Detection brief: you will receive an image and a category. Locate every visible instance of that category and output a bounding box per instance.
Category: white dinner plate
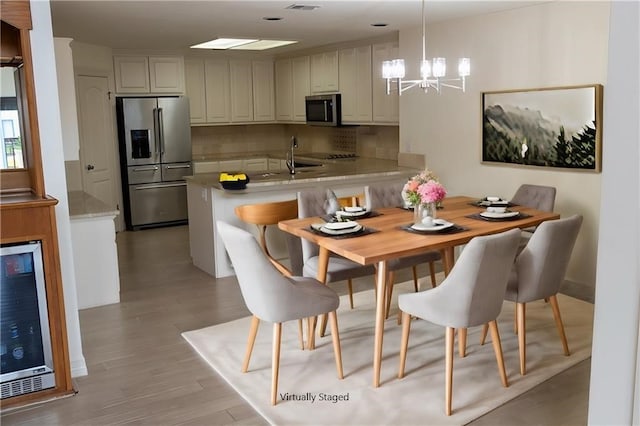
[410,219,454,232]
[312,222,363,235]
[480,211,520,219]
[336,209,369,218]
[344,206,365,213]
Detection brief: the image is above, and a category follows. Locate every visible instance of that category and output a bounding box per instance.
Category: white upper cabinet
[275,59,293,121]
[114,55,185,94]
[184,58,206,123]
[229,60,254,122]
[149,56,185,93]
[339,46,372,123]
[372,42,399,124]
[204,59,231,123]
[292,56,310,121]
[310,50,339,93]
[252,60,275,122]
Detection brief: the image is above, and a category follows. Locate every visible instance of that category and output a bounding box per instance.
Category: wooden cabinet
[114,55,184,94]
[184,58,206,123]
[339,46,373,123]
[275,56,309,122]
[204,59,231,123]
[252,60,275,122]
[292,56,310,121]
[275,59,293,121]
[229,60,254,122]
[372,42,399,124]
[310,50,339,93]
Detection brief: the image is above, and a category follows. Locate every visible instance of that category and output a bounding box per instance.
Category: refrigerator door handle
[153,107,161,158]
[131,166,160,172]
[133,182,186,190]
[157,107,165,155]
[165,164,191,170]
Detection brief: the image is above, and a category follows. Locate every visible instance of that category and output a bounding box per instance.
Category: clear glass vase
[413,202,437,225]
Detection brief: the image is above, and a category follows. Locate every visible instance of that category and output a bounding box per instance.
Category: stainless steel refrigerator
[116,96,192,230]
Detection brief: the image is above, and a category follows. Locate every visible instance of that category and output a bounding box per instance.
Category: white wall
[588,1,640,423]
[399,1,609,288]
[30,0,87,377]
[54,38,80,162]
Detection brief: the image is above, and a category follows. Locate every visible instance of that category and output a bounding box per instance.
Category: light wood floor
[1,225,591,425]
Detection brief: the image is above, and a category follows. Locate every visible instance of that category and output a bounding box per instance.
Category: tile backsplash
[190,124,399,160]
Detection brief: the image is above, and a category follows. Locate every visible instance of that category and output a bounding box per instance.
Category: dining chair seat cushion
[303,255,376,282]
[398,229,521,329]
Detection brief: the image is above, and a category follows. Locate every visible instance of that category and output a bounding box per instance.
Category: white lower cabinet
[244,158,268,172]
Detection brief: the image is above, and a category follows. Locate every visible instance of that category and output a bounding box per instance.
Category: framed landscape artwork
[482,84,603,172]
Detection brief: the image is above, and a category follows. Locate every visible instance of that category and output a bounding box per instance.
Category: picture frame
[482,84,603,172]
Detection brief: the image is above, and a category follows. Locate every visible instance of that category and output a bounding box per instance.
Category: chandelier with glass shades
[382,0,470,95]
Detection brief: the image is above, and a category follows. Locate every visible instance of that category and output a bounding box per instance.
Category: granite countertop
[68,191,119,219]
[186,157,418,190]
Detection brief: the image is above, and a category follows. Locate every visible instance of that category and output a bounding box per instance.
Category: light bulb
[432,57,446,78]
[458,58,470,77]
[420,60,431,78]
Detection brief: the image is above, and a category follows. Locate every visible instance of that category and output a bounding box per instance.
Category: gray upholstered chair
[364,183,443,318]
[511,184,557,237]
[482,215,583,376]
[397,229,521,416]
[297,189,376,309]
[216,221,344,405]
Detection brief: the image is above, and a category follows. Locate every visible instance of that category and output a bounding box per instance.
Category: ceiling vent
[285,4,320,11]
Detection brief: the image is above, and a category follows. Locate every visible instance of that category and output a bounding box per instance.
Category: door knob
[86,164,95,171]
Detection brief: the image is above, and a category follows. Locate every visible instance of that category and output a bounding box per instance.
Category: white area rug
[182,281,593,425]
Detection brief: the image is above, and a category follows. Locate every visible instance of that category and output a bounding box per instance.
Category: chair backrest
[217,220,302,322]
[511,184,556,212]
[296,189,339,262]
[513,215,583,302]
[364,182,404,210]
[234,199,303,275]
[434,229,521,328]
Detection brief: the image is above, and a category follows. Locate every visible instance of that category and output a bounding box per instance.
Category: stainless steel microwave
[305,94,341,126]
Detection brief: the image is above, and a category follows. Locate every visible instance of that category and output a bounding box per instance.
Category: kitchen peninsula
[186,155,417,277]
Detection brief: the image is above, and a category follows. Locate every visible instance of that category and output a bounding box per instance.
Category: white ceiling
[50,0,546,55]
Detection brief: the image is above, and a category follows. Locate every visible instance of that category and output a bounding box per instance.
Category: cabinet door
[372,42,399,123]
[149,56,185,93]
[229,60,254,122]
[339,46,372,123]
[292,56,310,121]
[275,59,293,121]
[218,159,243,171]
[268,158,281,171]
[204,59,231,123]
[252,60,275,122]
[310,51,339,93]
[193,161,219,174]
[184,59,206,123]
[114,56,150,93]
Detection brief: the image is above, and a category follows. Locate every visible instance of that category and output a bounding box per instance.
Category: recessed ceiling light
[230,40,298,51]
[263,17,283,21]
[371,23,388,27]
[285,4,320,11]
[190,38,257,49]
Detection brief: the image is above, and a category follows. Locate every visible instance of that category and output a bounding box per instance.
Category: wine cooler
[0,241,55,399]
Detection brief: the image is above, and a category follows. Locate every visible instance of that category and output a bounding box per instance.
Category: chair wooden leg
[328,311,344,379]
[517,302,526,375]
[458,328,467,358]
[271,323,282,405]
[398,311,412,379]
[445,327,455,416]
[428,262,437,288]
[480,323,489,345]
[306,316,317,350]
[298,319,304,350]
[347,279,354,309]
[242,315,260,373]
[412,266,419,292]
[488,320,509,387]
[319,313,328,338]
[385,271,395,319]
[548,294,570,356]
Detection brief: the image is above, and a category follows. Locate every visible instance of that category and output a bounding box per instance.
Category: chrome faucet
[286,136,298,175]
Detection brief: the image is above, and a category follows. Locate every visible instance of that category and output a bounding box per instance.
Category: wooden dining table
[278,195,560,388]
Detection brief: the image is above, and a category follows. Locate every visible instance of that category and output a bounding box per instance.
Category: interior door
[76,75,120,223]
